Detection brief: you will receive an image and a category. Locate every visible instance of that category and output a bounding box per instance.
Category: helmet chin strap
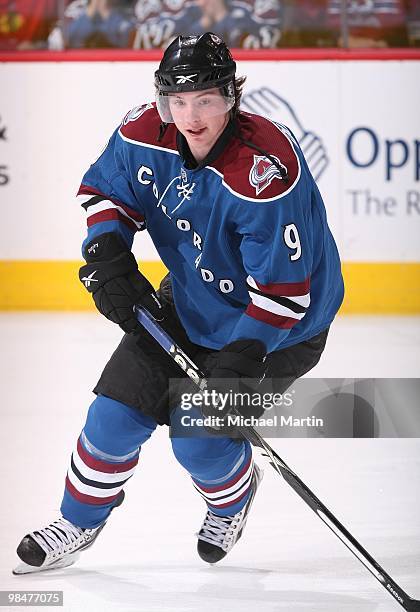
[157,122,168,142]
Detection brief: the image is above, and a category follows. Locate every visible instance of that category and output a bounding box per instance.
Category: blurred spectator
[0,0,58,49]
[231,0,283,47]
[327,0,409,47]
[132,0,282,48]
[49,0,87,49]
[48,0,134,49]
[280,1,339,47]
[66,0,133,47]
[407,0,420,44]
[251,0,282,25]
[132,0,197,49]
[175,0,282,47]
[2,0,415,51]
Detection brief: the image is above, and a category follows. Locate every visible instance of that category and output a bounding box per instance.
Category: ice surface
[0,314,419,611]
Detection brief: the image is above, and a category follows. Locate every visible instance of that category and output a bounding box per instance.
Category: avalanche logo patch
[249,155,287,195]
[123,103,153,125]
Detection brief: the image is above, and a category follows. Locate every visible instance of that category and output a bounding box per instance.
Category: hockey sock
[61,395,157,528]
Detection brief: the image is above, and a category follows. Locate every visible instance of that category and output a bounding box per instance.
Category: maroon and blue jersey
[77,105,344,352]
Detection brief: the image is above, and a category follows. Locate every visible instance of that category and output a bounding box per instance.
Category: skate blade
[13,553,80,575]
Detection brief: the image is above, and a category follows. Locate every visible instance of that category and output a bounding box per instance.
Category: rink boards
[0,54,419,312]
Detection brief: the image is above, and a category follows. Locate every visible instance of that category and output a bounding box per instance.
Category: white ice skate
[197,463,263,563]
[13,491,124,575]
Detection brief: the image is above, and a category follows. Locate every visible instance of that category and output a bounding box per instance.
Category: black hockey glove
[79,232,163,333]
[202,339,267,428]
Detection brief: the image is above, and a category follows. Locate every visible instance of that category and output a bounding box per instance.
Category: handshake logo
[242,88,329,182]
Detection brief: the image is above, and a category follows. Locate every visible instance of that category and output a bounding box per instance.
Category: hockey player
[14,32,344,574]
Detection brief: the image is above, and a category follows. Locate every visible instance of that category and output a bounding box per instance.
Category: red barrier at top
[1,48,420,62]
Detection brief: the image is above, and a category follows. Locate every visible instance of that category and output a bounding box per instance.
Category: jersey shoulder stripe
[78,185,145,232]
[245,275,310,329]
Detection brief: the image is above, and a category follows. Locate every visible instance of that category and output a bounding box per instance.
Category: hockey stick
[135,305,419,611]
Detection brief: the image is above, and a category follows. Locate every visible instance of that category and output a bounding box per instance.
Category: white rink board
[1,60,419,261]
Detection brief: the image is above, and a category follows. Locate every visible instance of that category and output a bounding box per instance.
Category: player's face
[168,90,230,161]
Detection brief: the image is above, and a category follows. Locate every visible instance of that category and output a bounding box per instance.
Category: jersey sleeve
[227,182,313,353]
[77,126,146,255]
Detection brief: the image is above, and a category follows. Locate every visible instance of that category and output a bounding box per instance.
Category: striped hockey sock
[61,431,139,528]
[192,447,254,517]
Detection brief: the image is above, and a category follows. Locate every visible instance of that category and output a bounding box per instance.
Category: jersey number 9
[283,223,302,261]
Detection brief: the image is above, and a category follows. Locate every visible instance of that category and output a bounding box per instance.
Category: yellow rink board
[0,261,419,313]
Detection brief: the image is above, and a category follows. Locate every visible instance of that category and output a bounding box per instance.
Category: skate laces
[30,518,87,558]
[198,510,241,550]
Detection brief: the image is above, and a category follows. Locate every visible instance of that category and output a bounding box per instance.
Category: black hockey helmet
[154,33,237,124]
[155,32,236,93]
